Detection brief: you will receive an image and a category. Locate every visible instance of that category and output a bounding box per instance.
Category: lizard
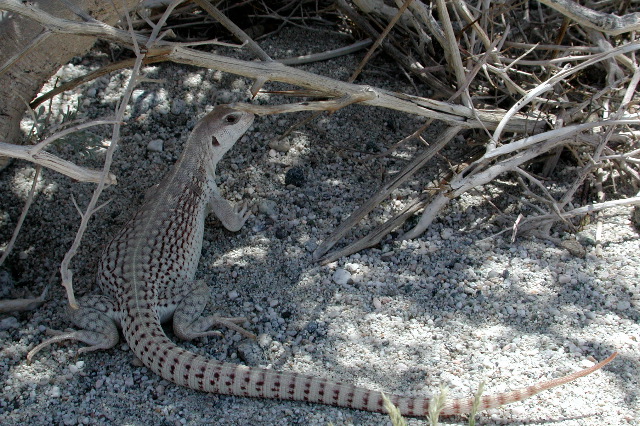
[27,104,617,418]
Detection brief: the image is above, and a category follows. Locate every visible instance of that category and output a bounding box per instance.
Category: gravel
[0,27,638,425]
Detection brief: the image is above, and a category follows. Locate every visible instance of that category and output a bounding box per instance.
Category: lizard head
[193,105,255,166]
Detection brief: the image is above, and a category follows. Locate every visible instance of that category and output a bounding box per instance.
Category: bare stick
[58,4,151,308]
[538,0,640,35]
[0,166,41,267]
[193,0,271,61]
[490,41,640,148]
[435,0,471,107]
[0,285,48,313]
[349,0,414,82]
[0,141,116,184]
[313,125,461,261]
[30,55,170,109]
[278,39,373,65]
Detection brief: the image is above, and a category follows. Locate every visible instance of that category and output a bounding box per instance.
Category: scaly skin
[29,105,617,417]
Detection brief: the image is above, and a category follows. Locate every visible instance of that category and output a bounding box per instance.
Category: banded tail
[123,311,616,417]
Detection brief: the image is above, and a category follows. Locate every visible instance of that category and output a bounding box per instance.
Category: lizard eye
[225,114,239,124]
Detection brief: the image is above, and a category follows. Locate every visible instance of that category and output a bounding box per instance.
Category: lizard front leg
[207,185,251,232]
[28,295,120,362]
[172,280,256,340]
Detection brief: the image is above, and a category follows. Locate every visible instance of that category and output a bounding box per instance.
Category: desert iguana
[28,105,616,417]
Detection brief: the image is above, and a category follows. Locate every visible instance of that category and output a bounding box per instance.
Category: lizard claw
[235,201,252,224]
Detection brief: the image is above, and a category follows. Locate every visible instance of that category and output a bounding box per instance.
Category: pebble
[617,300,631,310]
[558,274,572,284]
[268,138,291,153]
[49,386,61,398]
[0,316,19,330]
[147,139,164,152]
[258,200,278,216]
[332,268,351,285]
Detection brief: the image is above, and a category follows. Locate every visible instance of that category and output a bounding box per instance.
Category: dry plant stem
[405,0,445,47]
[192,0,273,95]
[557,65,640,211]
[451,0,499,64]
[30,55,170,109]
[0,286,48,314]
[193,0,271,61]
[435,0,472,108]
[491,41,640,146]
[0,141,116,184]
[336,0,454,97]
[319,195,429,264]
[58,8,149,308]
[313,125,461,262]
[145,0,184,47]
[518,196,640,232]
[485,119,640,160]
[0,0,540,133]
[538,0,640,35]
[29,119,119,154]
[349,0,414,83]
[278,39,373,65]
[0,166,41,267]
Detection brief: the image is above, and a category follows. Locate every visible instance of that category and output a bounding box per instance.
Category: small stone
[487,269,500,279]
[258,200,278,217]
[228,290,239,300]
[0,316,19,330]
[268,138,291,153]
[284,167,305,187]
[49,386,61,398]
[373,298,382,310]
[558,274,571,284]
[332,268,351,286]
[560,239,586,257]
[441,228,453,239]
[147,139,164,152]
[617,300,631,311]
[344,263,360,273]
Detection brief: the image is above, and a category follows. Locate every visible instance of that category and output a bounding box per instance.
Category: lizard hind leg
[172,280,256,341]
[27,295,120,362]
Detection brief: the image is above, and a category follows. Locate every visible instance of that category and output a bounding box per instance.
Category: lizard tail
[122,310,616,417]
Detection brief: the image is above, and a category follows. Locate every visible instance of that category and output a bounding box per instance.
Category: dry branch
[539,0,640,35]
[0,0,540,133]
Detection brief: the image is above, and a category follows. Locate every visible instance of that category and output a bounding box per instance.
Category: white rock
[373,298,382,310]
[617,300,631,310]
[558,274,571,284]
[332,268,351,285]
[441,228,453,239]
